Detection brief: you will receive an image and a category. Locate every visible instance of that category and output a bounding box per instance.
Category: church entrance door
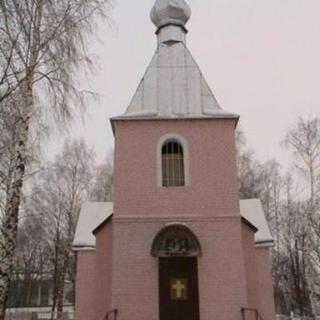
[159,257,200,320]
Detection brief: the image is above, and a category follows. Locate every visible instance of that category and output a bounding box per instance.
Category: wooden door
[159,257,200,320]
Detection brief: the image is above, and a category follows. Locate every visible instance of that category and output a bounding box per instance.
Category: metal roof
[111,0,238,122]
[240,199,273,246]
[73,202,113,250]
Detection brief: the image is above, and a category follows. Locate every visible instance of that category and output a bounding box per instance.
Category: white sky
[49,0,320,168]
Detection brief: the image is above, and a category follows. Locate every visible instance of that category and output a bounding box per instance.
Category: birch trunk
[0,2,43,316]
[0,75,33,320]
[57,252,68,320]
[51,238,60,319]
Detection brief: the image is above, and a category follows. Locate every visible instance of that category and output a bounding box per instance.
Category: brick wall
[75,251,96,320]
[110,217,248,320]
[255,247,276,320]
[241,221,276,320]
[95,222,113,320]
[113,119,240,218]
[109,118,248,320]
[241,221,258,309]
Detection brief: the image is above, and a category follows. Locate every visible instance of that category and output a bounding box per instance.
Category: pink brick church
[73,1,276,320]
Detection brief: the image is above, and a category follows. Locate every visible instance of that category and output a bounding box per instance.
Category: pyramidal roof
[112,0,238,121]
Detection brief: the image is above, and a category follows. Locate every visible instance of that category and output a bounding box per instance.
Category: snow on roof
[73,199,273,251]
[73,202,113,251]
[240,199,273,246]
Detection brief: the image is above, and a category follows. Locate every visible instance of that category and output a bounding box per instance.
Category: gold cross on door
[171,279,187,300]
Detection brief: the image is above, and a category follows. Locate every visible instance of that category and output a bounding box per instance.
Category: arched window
[162,140,185,187]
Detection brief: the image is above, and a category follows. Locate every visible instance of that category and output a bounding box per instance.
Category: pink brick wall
[75,251,96,320]
[110,118,248,320]
[87,218,276,320]
[241,221,276,320]
[110,217,249,320]
[241,221,258,309]
[196,218,248,320]
[95,222,113,320]
[113,119,240,218]
[255,248,276,320]
[111,221,159,320]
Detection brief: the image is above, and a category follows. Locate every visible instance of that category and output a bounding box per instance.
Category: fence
[5,311,74,320]
[276,315,320,320]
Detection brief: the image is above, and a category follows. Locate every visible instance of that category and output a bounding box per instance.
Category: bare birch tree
[284,117,320,206]
[0,0,111,317]
[284,116,320,317]
[90,151,114,202]
[25,139,94,316]
[13,213,51,307]
[279,175,313,316]
[235,128,262,199]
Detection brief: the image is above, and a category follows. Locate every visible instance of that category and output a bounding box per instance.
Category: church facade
[73,1,276,320]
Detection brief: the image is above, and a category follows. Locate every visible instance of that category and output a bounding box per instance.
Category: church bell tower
[111,0,247,319]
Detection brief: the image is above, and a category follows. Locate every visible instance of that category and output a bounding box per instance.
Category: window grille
[162,141,185,187]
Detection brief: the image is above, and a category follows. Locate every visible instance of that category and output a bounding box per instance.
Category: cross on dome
[150,0,191,30]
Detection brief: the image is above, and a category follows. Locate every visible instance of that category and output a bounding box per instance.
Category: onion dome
[150,0,191,30]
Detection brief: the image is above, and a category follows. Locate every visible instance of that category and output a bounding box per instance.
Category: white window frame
[157,133,190,187]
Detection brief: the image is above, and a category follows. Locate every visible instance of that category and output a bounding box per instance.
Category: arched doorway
[151,224,201,320]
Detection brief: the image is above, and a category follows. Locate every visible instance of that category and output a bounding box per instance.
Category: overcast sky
[49,0,320,168]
